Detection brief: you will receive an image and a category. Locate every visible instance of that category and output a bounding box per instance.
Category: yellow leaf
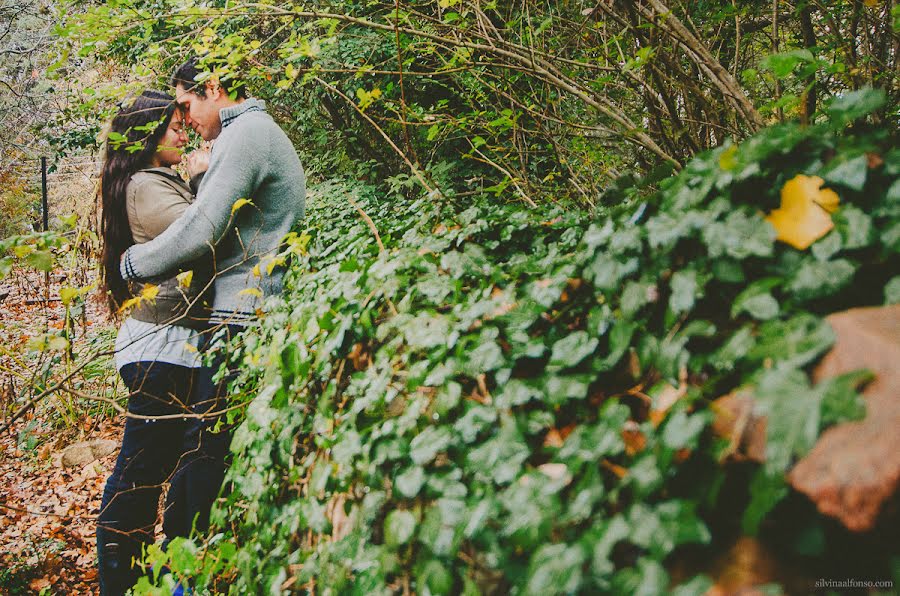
[765,175,840,250]
[59,286,79,306]
[184,342,198,353]
[118,296,141,312]
[141,284,159,302]
[231,198,253,214]
[718,145,738,171]
[12,245,33,258]
[118,284,160,312]
[239,287,263,298]
[176,270,194,288]
[266,256,285,276]
[252,263,262,277]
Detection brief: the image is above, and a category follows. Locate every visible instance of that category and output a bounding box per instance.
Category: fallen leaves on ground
[1,265,123,594]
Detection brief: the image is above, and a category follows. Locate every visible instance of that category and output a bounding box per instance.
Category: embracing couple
[96,57,305,594]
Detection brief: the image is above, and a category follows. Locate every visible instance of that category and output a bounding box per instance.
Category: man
[119,56,306,538]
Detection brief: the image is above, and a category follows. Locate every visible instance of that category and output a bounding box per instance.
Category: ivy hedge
[139,91,899,594]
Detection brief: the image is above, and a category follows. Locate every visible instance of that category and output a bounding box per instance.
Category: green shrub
[144,91,898,594]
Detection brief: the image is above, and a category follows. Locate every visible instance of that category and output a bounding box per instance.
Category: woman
[97,89,212,595]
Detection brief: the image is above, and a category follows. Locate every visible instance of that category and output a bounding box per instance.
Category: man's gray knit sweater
[121,99,305,325]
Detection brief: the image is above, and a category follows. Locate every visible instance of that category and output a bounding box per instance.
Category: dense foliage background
[1,0,899,593]
[138,93,898,594]
[48,0,900,197]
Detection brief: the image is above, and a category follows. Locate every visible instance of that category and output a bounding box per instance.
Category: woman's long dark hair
[100,90,177,313]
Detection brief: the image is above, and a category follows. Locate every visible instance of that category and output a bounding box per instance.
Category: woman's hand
[186,148,211,177]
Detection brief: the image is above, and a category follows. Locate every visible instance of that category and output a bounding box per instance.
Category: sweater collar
[219,98,266,129]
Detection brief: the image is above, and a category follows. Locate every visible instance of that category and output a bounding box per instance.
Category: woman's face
[153,114,189,167]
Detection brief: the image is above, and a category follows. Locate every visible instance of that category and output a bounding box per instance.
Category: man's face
[175,83,222,141]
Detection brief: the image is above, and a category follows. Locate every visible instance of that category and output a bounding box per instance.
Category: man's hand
[186,148,211,178]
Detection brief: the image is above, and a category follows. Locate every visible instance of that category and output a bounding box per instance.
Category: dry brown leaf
[621,420,646,455]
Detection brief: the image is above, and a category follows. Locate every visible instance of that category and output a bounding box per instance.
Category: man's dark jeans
[97,328,238,595]
[165,327,239,538]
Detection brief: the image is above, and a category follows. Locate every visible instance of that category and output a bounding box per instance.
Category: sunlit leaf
[176,270,194,288]
[59,286,79,306]
[141,284,159,302]
[231,198,253,214]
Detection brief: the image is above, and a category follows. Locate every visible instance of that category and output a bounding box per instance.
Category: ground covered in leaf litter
[1,267,123,594]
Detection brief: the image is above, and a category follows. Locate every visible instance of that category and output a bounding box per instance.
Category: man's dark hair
[170,57,247,99]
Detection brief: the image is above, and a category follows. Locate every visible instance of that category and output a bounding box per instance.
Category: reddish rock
[787,305,900,532]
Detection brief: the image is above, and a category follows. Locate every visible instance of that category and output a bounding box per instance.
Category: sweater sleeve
[121,126,265,281]
[128,177,191,241]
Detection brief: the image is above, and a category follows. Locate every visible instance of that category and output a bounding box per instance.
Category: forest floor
[1,266,122,594]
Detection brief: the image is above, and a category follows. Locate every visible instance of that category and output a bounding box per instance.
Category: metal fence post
[41,156,48,231]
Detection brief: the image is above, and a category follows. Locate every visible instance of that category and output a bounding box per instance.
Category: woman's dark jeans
[97,329,238,595]
[97,361,197,595]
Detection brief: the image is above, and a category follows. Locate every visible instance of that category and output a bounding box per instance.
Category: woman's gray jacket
[125,167,213,330]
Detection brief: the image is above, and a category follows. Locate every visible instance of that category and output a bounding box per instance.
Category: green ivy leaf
[826,87,887,126]
[467,417,528,484]
[833,205,873,249]
[418,498,466,556]
[731,278,781,321]
[403,313,450,349]
[671,575,715,596]
[811,230,842,261]
[396,466,426,498]
[787,258,855,300]
[611,558,670,596]
[661,410,707,450]
[524,543,585,594]
[590,515,630,576]
[885,276,900,304]
[743,468,789,535]
[549,331,598,370]
[495,379,542,408]
[749,315,835,370]
[669,270,699,314]
[410,426,453,465]
[384,509,417,546]
[710,326,755,371]
[822,154,868,192]
[621,280,655,316]
[754,368,822,472]
[819,370,871,427]
[703,210,775,259]
[416,559,454,594]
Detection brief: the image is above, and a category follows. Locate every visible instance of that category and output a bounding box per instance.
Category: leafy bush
[143,93,898,594]
[58,0,899,205]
